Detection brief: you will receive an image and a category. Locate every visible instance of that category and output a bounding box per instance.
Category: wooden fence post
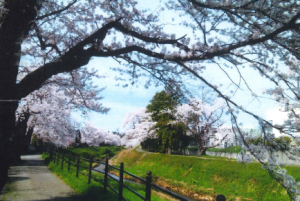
[216,194,226,201]
[145,171,152,201]
[50,147,53,161]
[61,151,64,170]
[118,162,124,201]
[54,149,57,164]
[68,152,71,172]
[76,154,80,178]
[53,150,56,164]
[45,143,48,155]
[104,156,109,194]
[88,155,93,184]
[56,149,60,166]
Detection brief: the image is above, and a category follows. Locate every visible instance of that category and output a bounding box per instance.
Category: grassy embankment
[110,147,300,201]
[43,146,170,201]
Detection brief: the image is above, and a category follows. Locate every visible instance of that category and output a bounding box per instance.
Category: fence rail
[47,146,226,201]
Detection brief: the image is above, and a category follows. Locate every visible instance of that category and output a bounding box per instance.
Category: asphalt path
[0,155,83,201]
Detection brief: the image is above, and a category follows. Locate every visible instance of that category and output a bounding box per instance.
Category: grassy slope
[69,146,124,160]
[43,147,169,201]
[111,148,300,201]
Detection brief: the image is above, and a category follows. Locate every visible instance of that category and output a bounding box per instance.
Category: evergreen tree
[147,91,190,153]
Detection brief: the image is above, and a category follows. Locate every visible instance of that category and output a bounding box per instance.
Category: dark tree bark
[0,0,40,190]
[11,112,33,163]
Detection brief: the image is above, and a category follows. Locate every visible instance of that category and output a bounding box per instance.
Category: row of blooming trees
[122,90,230,155]
[1,0,300,198]
[121,108,156,148]
[16,67,110,146]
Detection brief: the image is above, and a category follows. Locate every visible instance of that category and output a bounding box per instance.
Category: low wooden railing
[51,148,152,201]
[49,148,226,201]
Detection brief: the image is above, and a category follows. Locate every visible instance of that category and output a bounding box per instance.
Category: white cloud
[266,107,288,137]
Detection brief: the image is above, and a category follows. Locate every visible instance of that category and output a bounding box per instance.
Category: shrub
[207,146,242,153]
[246,136,292,151]
[141,138,160,152]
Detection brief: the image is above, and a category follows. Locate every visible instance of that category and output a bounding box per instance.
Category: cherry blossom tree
[1,0,300,198]
[172,98,230,155]
[80,122,121,146]
[16,67,109,147]
[121,108,156,148]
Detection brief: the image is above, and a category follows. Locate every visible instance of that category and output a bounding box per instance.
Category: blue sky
[56,0,285,132]
[71,56,164,132]
[70,0,284,132]
[71,54,280,132]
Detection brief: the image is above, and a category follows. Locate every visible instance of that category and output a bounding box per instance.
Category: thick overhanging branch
[16,19,122,98]
[16,9,300,100]
[114,22,191,52]
[35,0,77,21]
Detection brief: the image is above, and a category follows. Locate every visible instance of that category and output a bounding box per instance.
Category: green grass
[69,146,124,161]
[207,146,242,153]
[42,149,169,201]
[111,148,300,201]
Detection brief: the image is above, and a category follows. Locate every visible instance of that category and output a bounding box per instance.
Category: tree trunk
[197,138,207,156]
[0,0,40,191]
[198,147,207,156]
[0,102,18,191]
[166,147,172,154]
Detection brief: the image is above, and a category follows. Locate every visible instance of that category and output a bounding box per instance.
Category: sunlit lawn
[43,146,169,201]
[111,148,300,201]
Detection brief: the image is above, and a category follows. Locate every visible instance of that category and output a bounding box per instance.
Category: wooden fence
[48,148,226,201]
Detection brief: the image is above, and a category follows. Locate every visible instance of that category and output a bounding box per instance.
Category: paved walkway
[0,155,81,201]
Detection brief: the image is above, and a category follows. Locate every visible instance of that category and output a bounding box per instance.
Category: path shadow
[22,152,44,155]
[14,159,46,166]
[31,194,104,201]
[7,176,30,183]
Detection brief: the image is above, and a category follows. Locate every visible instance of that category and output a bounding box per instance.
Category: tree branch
[35,0,77,21]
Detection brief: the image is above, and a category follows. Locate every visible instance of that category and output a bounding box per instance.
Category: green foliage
[186,146,199,151]
[156,122,190,152]
[246,137,264,146]
[30,134,44,152]
[69,146,124,160]
[275,136,292,151]
[146,91,179,122]
[207,146,242,153]
[247,136,292,151]
[141,138,160,151]
[31,134,39,146]
[146,91,191,152]
[69,142,89,149]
